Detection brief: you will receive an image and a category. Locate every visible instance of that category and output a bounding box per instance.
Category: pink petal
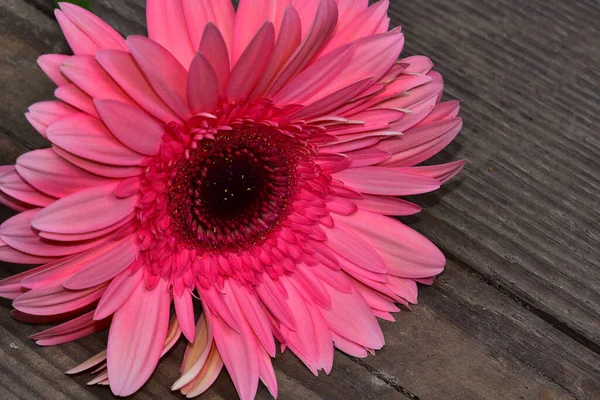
[16,149,111,198]
[59,2,127,52]
[0,165,56,207]
[63,236,138,290]
[13,282,107,316]
[94,266,144,320]
[250,6,302,100]
[31,310,110,346]
[46,113,146,166]
[226,22,275,103]
[401,55,434,74]
[339,209,446,278]
[353,195,421,216]
[198,23,231,94]
[265,0,339,97]
[346,147,391,167]
[230,282,276,357]
[273,44,355,106]
[197,284,240,332]
[107,278,170,396]
[320,277,384,350]
[187,53,219,115]
[331,332,368,358]
[53,147,143,179]
[174,289,196,343]
[31,182,138,235]
[26,100,78,138]
[55,84,99,118]
[95,49,182,124]
[255,273,297,331]
[146,0,194,68]
[333,166,440,196]
[232,0,290,64]
[397,160,465,184]
[38,54,70,86]
[126,36,192,121]
[60,55,134,106]
[54,9,99,55]
[209,292,260,400]
[182,0,235,56]
[0,209,110,257]
[323,218,387,273]
[95,99,164,156]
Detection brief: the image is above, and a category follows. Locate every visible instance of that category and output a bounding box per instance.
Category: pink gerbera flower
[0,0,463,398]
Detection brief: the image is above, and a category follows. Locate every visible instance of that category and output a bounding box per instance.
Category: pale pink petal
[127,36,192,120]
[16,149,110,198]
[66,350,107,375]
[107,278,170,396]
[173,313,213,390]
[95,99,164,156]
[146,0,195,68]
[31,182,138,235]
[180,342,224,397]
[46,113,146,166]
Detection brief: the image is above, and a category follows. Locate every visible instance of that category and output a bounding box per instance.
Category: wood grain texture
[1,0,599,399]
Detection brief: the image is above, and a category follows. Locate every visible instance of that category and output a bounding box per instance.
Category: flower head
[0,0,463,398]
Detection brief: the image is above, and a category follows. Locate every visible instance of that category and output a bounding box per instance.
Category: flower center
[167,129,300,252]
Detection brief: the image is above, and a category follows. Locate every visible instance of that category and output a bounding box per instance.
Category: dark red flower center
[167,129,301,252]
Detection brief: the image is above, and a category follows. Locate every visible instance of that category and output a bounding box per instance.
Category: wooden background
[1,0,599,399]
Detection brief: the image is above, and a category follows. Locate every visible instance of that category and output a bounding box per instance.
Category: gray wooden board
[0,0,599,399]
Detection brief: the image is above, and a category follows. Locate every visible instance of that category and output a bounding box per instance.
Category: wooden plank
[387,0,600,348]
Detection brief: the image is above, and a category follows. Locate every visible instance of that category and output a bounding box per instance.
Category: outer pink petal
[31,310,110,346]
[26,100,78,138]
[13,282,107,316]
[58,2,127,52]
[63,235,138,290]
[95,99,164,156]
[94,266,144,320]
[198,23,231,94]
[333,166,440,196]
[55,9,100,55]
[37,54,70,86]
[0,165,56,208]
[31,182,138,235]
[46,113,146,166]
[16,149,110,198]
[53,147,143,179]
[107,278,170,396]
[55,84,99,118]
[174,289,196,343]
[127,36,192,120]
[60,55,135,106]
[183,0,235,56]
[226,22,275,103]
[146,0,195,68]
[339,209,446,278]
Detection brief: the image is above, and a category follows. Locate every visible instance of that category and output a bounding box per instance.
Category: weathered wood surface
[1,0,599,399]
